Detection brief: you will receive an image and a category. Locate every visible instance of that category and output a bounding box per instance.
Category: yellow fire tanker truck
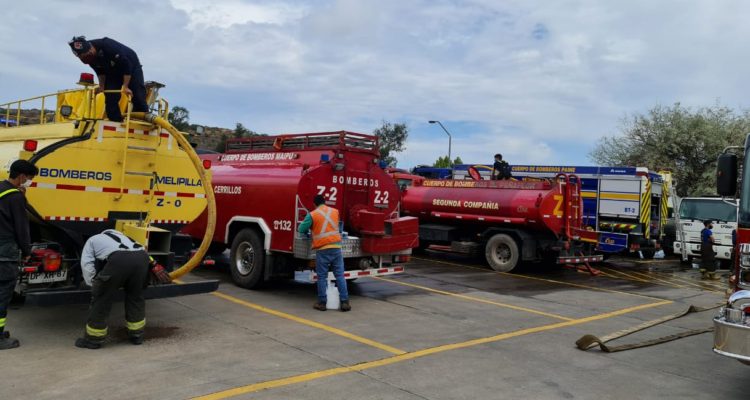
[0,74,217,305]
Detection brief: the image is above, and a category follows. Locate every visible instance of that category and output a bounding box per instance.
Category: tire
[484,234,519,272]
[229,228,265,289]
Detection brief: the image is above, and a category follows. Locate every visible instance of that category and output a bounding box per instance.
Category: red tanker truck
[183,131,419,288]
[398,173,607,272]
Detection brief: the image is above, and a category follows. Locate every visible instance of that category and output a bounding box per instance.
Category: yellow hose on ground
[130,112,216,279]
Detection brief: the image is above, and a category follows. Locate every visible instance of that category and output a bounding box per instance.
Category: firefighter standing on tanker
[298,195,351,312]
[75,229,170,349]
[0,160,37,350]
[68,36,148,122]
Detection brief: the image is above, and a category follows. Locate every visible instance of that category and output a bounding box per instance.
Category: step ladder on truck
[0,72,218,305]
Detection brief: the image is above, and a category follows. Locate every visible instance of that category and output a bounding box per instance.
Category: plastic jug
[326,280,340,310]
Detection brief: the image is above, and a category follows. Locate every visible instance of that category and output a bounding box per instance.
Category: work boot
[699,269,709,280]
[313,302,327,311]
[75,337,102,349]
[0,336,19,350]
[708,272,721,281]
[129,335,144,345]
[340,300,351,312]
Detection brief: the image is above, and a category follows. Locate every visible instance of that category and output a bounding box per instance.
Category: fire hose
[130,112,216,280]
[575,303,723,353]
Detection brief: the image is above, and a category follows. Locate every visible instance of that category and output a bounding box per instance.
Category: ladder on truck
[557,173,603,275]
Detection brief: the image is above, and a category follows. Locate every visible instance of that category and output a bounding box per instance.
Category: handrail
[1,89,86,127]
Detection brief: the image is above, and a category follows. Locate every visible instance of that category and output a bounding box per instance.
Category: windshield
[742,149,750,227]
[680,199,737,222]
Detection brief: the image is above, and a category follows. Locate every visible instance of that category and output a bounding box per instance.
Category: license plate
[27,270,67,284]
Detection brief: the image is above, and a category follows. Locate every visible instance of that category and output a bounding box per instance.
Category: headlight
[741,254,750,267]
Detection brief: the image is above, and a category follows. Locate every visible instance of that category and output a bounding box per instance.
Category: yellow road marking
[374,276,573,321]
[622,270,687,289]
[599,267,652,284]
[193,300,672,400]
[211,291,406,355]
[412,256,665,301]
[644,270,725,293]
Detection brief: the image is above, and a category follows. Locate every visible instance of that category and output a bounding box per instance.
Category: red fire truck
[396,172,609,272]
[183,131,419,288]
[713,147,750,364]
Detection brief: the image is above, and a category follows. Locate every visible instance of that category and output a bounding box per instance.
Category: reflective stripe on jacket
[310,205,342,249]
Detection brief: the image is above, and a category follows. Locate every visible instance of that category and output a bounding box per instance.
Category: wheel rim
[493,243,512,265]
[235,242,255,276]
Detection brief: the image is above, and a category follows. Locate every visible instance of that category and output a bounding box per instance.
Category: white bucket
[326,281,340,310]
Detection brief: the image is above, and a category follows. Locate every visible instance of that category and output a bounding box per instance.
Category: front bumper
[713,314,750,363]
[674,242,733,260]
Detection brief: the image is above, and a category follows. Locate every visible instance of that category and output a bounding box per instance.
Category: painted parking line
[601,267,682,288]
[192,299,672,400]
[598,267,726,294]
[620,269,687,289]
[411,257,666,301]
[644,270,726,293]
[373,276,574,321]
[211,291,406,355]
[599,268,652,284]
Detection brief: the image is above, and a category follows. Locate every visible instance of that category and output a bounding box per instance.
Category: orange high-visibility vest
[310,205,342,249]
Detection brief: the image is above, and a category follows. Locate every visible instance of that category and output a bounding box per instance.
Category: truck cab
[713,142,750,364]
[674,197,737,267]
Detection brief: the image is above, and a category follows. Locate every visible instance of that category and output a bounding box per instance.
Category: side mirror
[717,153,738,196]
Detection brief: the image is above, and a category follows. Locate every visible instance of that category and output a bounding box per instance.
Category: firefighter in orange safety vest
[298,195,351,312]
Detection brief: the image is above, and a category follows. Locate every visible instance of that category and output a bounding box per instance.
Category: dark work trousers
[0,241,19,334]
[103,67,148,122]
[85,250,150,342]
[0,275,16,334]
[701,241,717,272]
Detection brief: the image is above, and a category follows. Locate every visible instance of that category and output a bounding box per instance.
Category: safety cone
[326,280,340,310]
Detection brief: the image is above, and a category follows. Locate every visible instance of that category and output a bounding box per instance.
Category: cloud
[169,0,309,29]
[2,0,750,167]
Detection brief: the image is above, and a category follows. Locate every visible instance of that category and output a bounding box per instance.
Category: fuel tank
[183,132,418,254]
[400,178,580,236]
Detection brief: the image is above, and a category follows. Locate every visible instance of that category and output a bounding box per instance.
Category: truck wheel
[230,229,265,289]
[485,234,519,272]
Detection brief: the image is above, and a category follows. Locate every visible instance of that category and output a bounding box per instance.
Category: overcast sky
[1,0,748,168]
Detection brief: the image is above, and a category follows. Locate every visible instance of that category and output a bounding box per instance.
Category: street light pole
[428,120,452,166]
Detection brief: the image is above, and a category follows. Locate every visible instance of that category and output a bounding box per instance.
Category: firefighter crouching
[298,195,351,312]
[76,229,171,349]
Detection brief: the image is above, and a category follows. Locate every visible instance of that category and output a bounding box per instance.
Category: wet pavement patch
[113,325,181,341]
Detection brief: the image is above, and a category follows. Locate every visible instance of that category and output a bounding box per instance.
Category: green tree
[168,106,190,131]
[433,156,462,168]
[234,122,251,138]
[433,156,450,168]
[373,121,408,167]
[215,134,229,152]
[589,103,750,197]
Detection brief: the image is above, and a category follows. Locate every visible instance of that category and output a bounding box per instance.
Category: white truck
[674,197,737,268]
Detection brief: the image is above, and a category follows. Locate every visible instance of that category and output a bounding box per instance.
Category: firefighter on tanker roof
[0,160,38,350]
[298,195,352,312]
[68,36,148,122]
[492,153,512,180]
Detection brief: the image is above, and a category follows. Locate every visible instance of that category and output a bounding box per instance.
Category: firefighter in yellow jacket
[298,195,351,312]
